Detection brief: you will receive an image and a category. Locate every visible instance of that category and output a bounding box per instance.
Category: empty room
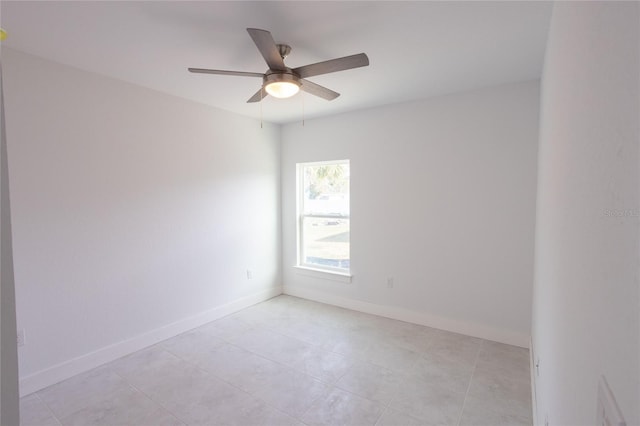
[0,1,638,426]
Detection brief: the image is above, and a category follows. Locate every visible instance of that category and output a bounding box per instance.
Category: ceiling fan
[188,28,369,103]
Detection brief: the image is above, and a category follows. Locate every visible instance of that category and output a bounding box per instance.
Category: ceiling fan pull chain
[302,89,305,127]
[260,87,263,129]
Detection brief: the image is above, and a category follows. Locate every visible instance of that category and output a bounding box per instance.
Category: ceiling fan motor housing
[263,70,301,88]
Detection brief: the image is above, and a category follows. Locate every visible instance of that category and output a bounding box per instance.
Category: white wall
[1,54,20,426]
[281,81,540,347]
[532,3,639,426]
[3,49,282,395]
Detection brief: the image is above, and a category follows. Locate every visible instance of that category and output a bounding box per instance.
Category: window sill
[293,266,352,283]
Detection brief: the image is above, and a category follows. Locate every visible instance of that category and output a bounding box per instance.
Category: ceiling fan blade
[247,28,286,71]
[293,53,369,79]
[300,79,340,101]
[247,87,268,103]
[188,68,264,78]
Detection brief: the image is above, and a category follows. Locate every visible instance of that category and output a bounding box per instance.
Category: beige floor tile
[289,346,354,384]
[302,388,384,426]
[336,361,402,405]
[59,386,183,426]
[193,344,295,394]
[160,327,226,362]
[375,407,426,426]
[24,296,531,426]
[251,369,331,418]
[389,375,466,425]
[458,402,532,426]
[36,367,130,420]
[108,345,180,380]
[411,353,474,394]
[19,394,61,426]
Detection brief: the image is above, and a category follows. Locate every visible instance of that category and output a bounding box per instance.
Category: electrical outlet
[387,277,394,288]
[246,270,253,280]
[17,329,25,347]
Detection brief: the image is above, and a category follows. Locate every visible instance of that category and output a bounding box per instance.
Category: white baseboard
[19,286,282,396]
[284,286,530,348]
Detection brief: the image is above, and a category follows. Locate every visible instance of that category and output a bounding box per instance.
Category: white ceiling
[0,1,552,124]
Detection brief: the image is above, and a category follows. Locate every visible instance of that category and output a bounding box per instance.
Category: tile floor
[20,295,532,426]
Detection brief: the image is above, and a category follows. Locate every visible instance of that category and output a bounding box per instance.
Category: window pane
[303,163,350,216]
[302,217,350,269]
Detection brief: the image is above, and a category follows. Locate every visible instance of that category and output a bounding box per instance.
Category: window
[297,160,350,274]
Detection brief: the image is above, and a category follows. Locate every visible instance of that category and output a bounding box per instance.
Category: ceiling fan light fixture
[263,72,301,99]
[265,81,300,98]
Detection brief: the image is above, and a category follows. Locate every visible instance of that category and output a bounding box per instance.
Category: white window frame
[296,160,351,279]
